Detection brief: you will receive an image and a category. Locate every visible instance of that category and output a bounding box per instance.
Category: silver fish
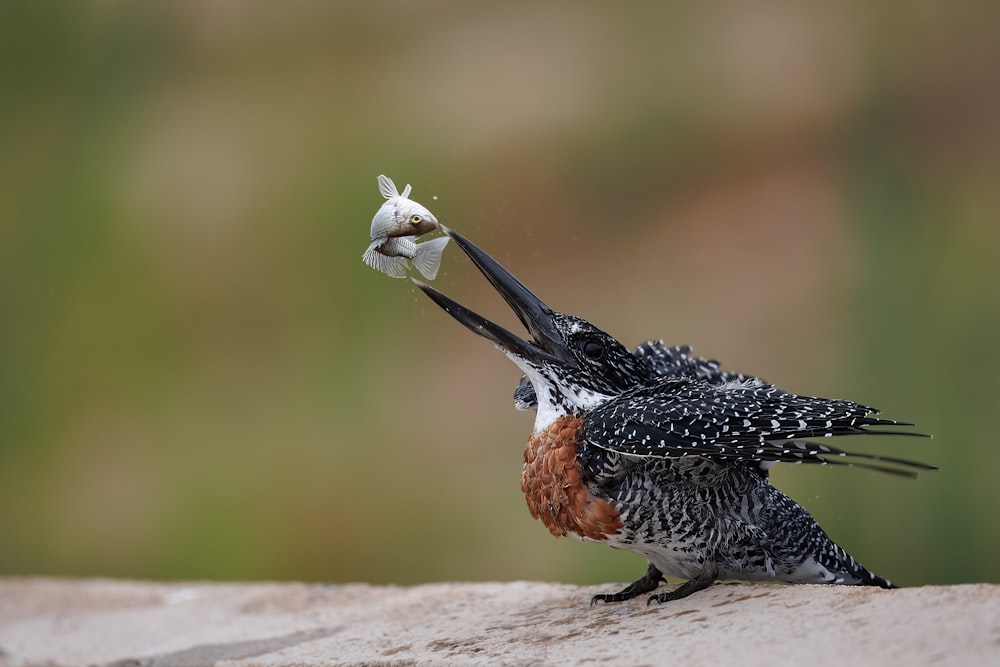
[362,174,449,280]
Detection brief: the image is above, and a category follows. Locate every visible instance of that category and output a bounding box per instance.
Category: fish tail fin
[411,236,450,280]
[363,244,409,279]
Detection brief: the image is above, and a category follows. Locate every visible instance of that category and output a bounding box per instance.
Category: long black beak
[413,226,569,364]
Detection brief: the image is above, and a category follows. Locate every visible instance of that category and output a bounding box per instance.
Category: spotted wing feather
[585,378,932,476]
[631,341,760,386]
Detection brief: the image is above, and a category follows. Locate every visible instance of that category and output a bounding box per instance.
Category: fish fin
[400,183,412,198]
[377,174,398,200]
[362,244,410,279]
[411,236,450,280]
[362,241,381,265]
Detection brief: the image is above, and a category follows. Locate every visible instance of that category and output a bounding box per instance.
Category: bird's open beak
[413,226,569,365]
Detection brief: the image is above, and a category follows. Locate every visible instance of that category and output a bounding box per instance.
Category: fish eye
[580,339,604,360]
[409,214,423,225]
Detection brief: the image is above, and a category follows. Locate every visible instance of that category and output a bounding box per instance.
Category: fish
[362,174,450,280]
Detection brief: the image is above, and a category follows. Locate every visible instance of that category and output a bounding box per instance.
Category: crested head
[370,174,439,240]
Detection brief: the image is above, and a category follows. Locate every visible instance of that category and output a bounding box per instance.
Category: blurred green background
[1,1,997,587]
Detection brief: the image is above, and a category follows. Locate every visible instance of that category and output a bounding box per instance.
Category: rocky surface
[0,578,998,666]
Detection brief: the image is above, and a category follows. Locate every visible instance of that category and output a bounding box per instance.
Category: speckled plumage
[514,341,753,411]
[578,440,897,591]
[416,227,932,605]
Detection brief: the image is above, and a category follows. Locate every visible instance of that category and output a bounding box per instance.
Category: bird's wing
[584,378,933,476]
[632,340,762,386]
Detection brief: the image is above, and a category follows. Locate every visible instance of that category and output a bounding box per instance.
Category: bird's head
[415,227,650,428]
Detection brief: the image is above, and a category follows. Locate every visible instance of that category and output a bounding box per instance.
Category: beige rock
[0,578,997,666]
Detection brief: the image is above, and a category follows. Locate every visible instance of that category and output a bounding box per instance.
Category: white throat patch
[506,353,612,431]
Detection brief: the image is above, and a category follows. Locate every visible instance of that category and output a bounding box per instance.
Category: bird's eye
[580,339,604,360]
[409,215,423,225]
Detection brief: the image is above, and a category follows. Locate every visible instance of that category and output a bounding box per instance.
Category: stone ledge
[0,578,997,666]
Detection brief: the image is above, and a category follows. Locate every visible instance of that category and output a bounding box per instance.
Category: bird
[414,226,933,605]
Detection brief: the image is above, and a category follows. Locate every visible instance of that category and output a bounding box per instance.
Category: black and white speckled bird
[414,226,933,605]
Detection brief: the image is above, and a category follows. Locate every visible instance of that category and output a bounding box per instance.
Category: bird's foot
[647,564,718,605]
[591,563,664,605]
